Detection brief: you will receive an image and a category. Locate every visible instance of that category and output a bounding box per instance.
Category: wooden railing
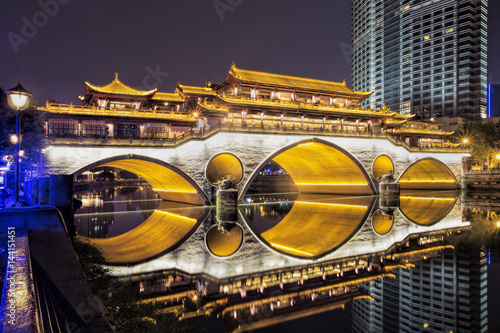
[38,102,196,121]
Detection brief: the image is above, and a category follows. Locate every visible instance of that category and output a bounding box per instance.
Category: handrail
[39,103,195,121]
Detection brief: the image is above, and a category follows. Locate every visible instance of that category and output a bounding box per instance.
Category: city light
[9,134,18,144]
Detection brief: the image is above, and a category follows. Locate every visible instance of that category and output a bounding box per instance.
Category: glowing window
[445,28,454,34]
[424,35,431,41]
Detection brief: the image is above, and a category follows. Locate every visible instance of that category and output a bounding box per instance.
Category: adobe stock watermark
[134,64,170,91]
[7,0,72,54]
[213,0,244,22]
[339,41,352,66]
[5,227,17,326]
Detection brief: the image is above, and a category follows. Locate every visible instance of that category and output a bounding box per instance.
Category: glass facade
[351,0,488,119]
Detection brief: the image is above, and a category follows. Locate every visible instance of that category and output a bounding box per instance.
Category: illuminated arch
[84,202,209,264]
[372,155,394,180]
[240,139,375,199]
[205,224,244,257]
[398,192,458,226]
[206,153,244,185]
[372,210,394,235]
[397,158,458,190]
[244,194,375,259]
[73,155,209,205]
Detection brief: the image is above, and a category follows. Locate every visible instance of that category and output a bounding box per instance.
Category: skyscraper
[351,0,488,119]
[352,248,488,333]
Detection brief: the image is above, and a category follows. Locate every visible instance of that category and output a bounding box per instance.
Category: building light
[423,35,431,41]
[445,28,454,34]
[402,5,410,12]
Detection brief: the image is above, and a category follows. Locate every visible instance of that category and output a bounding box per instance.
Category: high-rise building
[351,0,488,119]
[352,248,488,333]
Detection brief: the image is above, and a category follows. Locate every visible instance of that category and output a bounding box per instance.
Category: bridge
[36,123,466,207]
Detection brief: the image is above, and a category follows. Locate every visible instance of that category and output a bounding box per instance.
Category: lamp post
[6,83,32,203]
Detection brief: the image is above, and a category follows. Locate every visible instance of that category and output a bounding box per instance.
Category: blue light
[245,197,252,203]
[488,248,491,265]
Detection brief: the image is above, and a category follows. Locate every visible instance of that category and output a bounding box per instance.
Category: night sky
[1,0,500,105]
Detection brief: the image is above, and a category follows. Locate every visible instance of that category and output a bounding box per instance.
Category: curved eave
[198,102,229,115]
[177,84,217,96]
[217,95,396,118]
[394,130,453,137]
[385,119,408,127]
[85,80,157,97]
[151,92,185,102]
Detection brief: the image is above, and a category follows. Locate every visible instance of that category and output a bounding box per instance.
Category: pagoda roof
[394,128,454,137]
[151,92,184,102]
[177,84,217,96]
[85,73,157,97]
[226,63,373,98]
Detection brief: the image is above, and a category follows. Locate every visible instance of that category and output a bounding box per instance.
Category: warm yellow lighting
[193,112,198,117]
[400,196,456,201]
[153,189,198,194]
[398,180,457,183]
[496,155,500,160]
[9,94,28,109]
[270,243,314,257]
[424,35,430,41]
[19,150,25,157]
[295,201,368,209]
[154,210,198,223]
[497,221,500,228]
[463,138,468,144]
[9,134,18,144]
[294,183,369,186]
[445,28,454,34]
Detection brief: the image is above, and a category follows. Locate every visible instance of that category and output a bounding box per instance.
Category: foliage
[0,87,46,159]
[450,212,500,256]
[73,238,206,333]
[449,120,500,167]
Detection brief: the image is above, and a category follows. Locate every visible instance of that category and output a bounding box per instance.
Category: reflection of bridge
[41,126,466,206]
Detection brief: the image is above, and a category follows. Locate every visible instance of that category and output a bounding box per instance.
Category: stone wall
[45,132,465,198]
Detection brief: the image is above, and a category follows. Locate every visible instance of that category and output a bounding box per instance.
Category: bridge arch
[85,202,209,264]
[239,138,376,199]
[73,154,209,205]
[397,157,458,190]
[398,193,458,226]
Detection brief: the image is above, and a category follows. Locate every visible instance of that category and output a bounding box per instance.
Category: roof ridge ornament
[115,72,119,81]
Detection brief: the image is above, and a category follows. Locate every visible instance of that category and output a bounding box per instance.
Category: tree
[449,120,500,167]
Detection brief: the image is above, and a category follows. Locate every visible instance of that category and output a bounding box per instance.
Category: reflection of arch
[73,155,208,205]
[240,139,375,199]
[372,155,394,180]
[206,153,244,185]
[205,224,244,257]
[397,158,458,190]
[245,194,374,259]
[372,210,394,235]
[84,202,209,264]
[398,192,458,226]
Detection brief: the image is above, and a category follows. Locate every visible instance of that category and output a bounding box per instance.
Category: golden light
[193,112,198,117]
[9,134,18,144]
[496,155,500,160]
[6,83,32,110]
[463,138,468,144]
[497,221,500,228]
[19,150,25,157]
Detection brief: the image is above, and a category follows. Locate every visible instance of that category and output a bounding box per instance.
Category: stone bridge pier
[43,132,465,205]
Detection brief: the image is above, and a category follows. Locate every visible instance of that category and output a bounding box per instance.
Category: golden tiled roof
[177,84,217,96]
[85,72,157,97]
[229,63,373,97]
[151,92,184,102]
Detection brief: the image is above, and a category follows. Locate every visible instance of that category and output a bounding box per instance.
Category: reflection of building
[39,63,453,148]
[352,0,488,119]
[352,248,488,333]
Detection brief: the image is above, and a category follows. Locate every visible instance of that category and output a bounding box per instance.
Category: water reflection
[74,186,161,238]
[73,186,498,332]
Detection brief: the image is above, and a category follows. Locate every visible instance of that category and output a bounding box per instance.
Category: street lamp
[6,83,32,203]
